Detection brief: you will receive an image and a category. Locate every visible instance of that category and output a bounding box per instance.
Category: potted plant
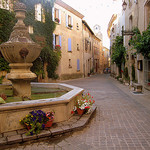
[71,93,95,115]
[45,111,55,127]
[20,110,49,135]
[55,18,60,23]
[55,45,61,51]
[68,24,73,28]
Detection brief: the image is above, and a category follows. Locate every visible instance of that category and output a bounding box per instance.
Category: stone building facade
[53,0,84,80]
[0,0,104,81]
[108,0,150,90]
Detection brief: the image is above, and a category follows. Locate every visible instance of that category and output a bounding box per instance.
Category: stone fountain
[0,2,84,134]
[0,2,41,98]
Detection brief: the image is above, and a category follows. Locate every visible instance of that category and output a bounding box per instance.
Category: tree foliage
[129,25,150,59]
[0,0,60,79]
[111,36,126,73]
[0,8,15,73]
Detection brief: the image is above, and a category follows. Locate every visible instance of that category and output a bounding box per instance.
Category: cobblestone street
[4,74,150,150]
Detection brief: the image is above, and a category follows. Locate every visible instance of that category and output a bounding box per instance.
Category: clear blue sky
[62,0,122,49]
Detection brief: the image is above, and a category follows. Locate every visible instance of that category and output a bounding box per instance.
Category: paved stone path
[4,74,150,150]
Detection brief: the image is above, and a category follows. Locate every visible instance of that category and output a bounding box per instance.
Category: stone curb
[0,106,97,149]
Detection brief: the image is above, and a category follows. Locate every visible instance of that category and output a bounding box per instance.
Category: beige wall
[82,23,94,77]
[53,3,83,80]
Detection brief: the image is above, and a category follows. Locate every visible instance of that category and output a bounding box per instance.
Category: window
[137,60,143,71]
[66,14,73,29]
[129,15,133,30]
[28,25,33,34]
[77,59,80,71]
[35,3,42,21]
[77,44,79,51]
[52,7,61,24]
[145,1,150,29]
[85,39,89,51]
[77,23,79,30]
[53,34,62,50]
[69,59,72,68]
[68,38,72,52]
[0,0,9,9]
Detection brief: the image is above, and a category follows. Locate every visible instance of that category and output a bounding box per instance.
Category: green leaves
[129,25,150,58]
[111,36,126,68]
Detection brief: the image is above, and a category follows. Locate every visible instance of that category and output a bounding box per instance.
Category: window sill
[68,51,72,53]
[77,70,80,72]
[69,66,72,68]
[55,21,60,24]
[67,26,73,30]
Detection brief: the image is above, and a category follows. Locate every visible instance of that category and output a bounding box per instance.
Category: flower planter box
[77,108,84,115]
[45,120,53,128]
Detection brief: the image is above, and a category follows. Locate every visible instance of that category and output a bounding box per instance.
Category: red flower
[85,106,90,109]
[71,111,74,114]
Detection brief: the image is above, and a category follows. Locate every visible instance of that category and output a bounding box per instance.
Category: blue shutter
[59,9,61,24]
[59,35,61,47]
[53,34,55,49]
[68,38,71,51]
[77,59,80,71]
[66,14,68,27]
[52,7,54,21]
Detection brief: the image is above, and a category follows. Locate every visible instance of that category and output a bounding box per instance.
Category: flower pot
[77,108,84,115]
[45,120,53,128]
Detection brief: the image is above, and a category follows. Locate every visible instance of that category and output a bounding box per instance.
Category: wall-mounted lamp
[122,0,127,11]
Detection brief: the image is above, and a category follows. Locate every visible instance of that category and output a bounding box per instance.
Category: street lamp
[122,0,127,11]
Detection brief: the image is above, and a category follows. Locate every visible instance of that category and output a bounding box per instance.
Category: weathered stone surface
[37,129,51,138]
[22,133,37,142]
[17,129,28,135]
[50,127,63,136]
[0,137,7,145]
[3,131,17,137]
[0,133,2,138]
[7,134,22,144]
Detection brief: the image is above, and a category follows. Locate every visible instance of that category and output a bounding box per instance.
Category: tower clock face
[94,25,101,32]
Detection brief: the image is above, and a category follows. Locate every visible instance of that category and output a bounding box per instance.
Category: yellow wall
[53,3,83,80]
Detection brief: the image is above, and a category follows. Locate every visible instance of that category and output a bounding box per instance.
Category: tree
[111,36,126,75]
[129,25,150,59]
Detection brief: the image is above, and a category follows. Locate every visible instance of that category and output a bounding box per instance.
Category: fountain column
[0,2,41,98]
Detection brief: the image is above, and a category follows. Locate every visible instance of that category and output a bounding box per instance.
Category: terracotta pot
[77,108,84,115]
[45,120,53,128]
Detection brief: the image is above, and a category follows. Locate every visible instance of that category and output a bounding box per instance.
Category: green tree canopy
[129,25,150,59]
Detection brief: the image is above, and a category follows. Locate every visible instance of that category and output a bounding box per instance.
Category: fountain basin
[0,83,84,133]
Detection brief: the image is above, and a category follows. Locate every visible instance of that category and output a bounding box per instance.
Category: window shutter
[59,35,61,47]
[68,38,71,51]
[52,7,54,21]
[71,16,73,29]
[66,14,68,27]
[59,9,61,24]
[53,33,55,49]
[77,59,80,71]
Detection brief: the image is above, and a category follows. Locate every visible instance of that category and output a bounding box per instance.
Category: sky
[62,0,122,49]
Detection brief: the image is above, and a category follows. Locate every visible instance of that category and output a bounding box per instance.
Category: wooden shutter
[68,38,71,51]
[59,35,61,47]
[59,9,61,24]
[53,34,55,49]
[71,16,73,29]
[52,7,54,21]
[66,14,68,27]
[77,59,80,71]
